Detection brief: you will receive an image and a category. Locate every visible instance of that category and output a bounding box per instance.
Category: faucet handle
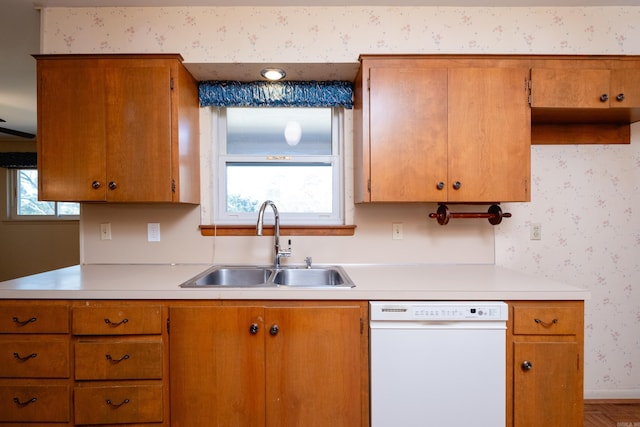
[278,239,292,258]
[304,257,312,269]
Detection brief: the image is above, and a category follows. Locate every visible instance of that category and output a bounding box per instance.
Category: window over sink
[214,107,344,226]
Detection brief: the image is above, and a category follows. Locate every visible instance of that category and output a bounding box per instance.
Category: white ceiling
[1,0,638,141]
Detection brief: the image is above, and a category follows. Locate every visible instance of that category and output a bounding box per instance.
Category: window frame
[7,168,79,221]
[213,107,345,226]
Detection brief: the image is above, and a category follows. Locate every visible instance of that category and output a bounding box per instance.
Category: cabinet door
[105,64,173,202]
[531,68,610,109]
[38,62,107,201]
[169,306,265,427]
[368,67,448,201]
[448,67,531,202]
[513,341,579,427]
[611,61,640,109]
[265,306,362,427]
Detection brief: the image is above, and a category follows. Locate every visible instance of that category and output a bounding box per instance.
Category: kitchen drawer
[0,384,70,422]
[0,338,70,378]
[512,305,580,335]
[75,341,163,380]
[72,305,162,335]
[74,384,163,425]
[0,304,69,334]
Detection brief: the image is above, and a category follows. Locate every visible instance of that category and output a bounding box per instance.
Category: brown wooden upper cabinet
[35,54,200,203]
[530,60,640,124]
[354,55,531,203]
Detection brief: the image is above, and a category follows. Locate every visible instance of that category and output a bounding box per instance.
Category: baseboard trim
[585,399,640,404]
[585,390,640,400]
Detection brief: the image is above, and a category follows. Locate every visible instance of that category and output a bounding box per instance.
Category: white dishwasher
[370,301,508,427]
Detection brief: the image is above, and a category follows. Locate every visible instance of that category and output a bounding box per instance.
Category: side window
[215,107,344,225]
[8,169,79,219]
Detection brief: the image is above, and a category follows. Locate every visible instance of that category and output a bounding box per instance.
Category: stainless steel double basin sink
[180,265,355,289]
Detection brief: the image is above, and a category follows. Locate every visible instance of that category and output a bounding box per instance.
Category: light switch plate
[392,223,403,240]
[530,223,541,240]
[148,223,161,242]
[100,223,111,240]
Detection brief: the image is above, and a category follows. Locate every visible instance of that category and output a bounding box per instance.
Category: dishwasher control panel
[370,301,508,321]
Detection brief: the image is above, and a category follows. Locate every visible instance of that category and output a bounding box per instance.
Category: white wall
[41,6,640,398]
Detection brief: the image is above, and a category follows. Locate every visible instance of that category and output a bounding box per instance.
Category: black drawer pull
[13,352,37,361]
[106,398,130,408]
[104,318,129,327]
[12,316,37,326]
[13,397,37,406]
[106,354,130,363]
[534,318,558,328]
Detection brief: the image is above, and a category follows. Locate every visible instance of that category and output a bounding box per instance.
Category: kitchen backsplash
[42,5,639,399]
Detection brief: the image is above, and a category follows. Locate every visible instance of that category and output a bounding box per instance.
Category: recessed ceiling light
[260,68,286,81]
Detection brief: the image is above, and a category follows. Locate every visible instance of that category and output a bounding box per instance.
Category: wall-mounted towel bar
[428,204,511,226]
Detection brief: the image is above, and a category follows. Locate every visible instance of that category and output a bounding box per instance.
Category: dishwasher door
[370,301,508,427]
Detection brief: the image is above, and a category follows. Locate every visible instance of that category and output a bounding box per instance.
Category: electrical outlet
[530,223,541,240]
[392,223,403,240]
[100,223,111,240]
[148,223,161,242]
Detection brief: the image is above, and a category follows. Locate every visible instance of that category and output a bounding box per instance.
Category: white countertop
[0,263,589,301]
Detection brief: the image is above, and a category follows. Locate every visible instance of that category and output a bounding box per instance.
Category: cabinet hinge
[170,77,174,90]
[171,179,176,193]
[367,77,371,91]
[526,78,532,106]
[360,317,364,335]
[367,179,371,193]
[166,317,170,334]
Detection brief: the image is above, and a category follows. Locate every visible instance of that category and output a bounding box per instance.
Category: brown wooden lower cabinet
[507,300,584,427]
[0,298,585,426]
[168,301,369,427]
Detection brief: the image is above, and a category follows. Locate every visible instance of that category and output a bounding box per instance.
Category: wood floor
[585,400,640,427]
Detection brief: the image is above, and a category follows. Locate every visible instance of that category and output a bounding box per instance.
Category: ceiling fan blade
[0,127,36,139]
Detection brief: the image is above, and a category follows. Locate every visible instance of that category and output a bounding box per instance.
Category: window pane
[227,108,332,156]
[226,163,332,213]
[58,202,80,216]
[17,169,55,215]
[13,169,79,218]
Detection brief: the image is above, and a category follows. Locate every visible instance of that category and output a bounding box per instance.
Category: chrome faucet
[256,200,291,268]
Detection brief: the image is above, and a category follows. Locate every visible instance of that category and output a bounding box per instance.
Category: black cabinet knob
[249,323,259,335]
[92,180,101,189]
[269,325,279,336]
[108,181,117,190]
[616,93,625,102]
[452,181,461,190]
[600,93,609,102]
[436,182,445,190]
[521,360,533,371]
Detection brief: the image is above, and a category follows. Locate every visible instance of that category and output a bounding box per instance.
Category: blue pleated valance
[0,152,36,169]
[199,80,353,109]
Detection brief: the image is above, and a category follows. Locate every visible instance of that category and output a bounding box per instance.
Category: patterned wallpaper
[497,132,640,398]
[41,6,639,398]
